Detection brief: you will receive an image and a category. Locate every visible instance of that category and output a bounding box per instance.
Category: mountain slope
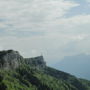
[0,50,90,90]
[54,54,90,79]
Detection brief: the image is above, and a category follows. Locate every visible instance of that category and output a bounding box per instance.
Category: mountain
[0,50,90,90]
[54,54,90,80]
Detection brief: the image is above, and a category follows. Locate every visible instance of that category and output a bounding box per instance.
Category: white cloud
[0,0,79,32]
[0,0,90,65]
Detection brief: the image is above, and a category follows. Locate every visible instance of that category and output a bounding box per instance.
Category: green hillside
[0,50,90,90]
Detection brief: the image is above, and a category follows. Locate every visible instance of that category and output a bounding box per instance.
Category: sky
[0,0,90,65]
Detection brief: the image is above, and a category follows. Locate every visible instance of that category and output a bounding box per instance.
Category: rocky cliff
[25,56,46,69]
[0,50,23,69]
[0,50,46,70]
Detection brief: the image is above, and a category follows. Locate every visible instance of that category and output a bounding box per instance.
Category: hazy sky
[0,0,90,65]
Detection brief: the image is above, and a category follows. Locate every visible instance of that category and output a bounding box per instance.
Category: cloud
[0,0,90,65]
[0,0,79,32]
[0,46,3,50]
[86,0,90,3]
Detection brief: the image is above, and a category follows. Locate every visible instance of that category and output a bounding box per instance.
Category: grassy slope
[0,65,90,90]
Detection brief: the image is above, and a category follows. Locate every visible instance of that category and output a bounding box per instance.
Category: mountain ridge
[0,50,46,70]
[0,50,90,90]
[54,53,90,80]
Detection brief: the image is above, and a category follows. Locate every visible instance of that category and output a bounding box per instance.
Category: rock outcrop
[0,50,46,70]
[0,50,24,69]
[25,56,46,69]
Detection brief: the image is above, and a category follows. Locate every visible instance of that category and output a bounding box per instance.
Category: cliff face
[0,50,23,69]
[25,56,46,69]
[0,50,46,70]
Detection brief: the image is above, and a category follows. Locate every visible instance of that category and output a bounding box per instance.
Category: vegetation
[0,50,90,90]
[0,65,90,90]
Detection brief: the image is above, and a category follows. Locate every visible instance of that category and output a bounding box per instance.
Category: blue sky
[0,0,90,65]
[66,0,90,17]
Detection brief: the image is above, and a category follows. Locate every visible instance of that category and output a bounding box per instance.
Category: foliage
[0,65,90,90]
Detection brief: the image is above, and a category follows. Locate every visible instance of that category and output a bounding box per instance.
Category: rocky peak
[0,50,23,69]
[25,56,46,69]
[0,50,46,70]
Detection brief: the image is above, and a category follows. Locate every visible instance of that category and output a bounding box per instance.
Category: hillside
[0,50,90,90]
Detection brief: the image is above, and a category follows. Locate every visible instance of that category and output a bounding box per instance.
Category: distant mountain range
[0,50,90,90]
[54,54,90,80]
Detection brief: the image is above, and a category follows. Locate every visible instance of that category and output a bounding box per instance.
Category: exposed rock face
[0,50,23,69]
[25,56,46,69]
[0,50,46,70]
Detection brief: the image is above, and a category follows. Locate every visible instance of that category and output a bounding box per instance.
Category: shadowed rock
[0,50,46,70]
[0,50,24,69]
[25,56,46,69]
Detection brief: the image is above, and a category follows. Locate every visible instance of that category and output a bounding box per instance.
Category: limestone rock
[0,50,46,70]
[0,50,23,69]
[25,56,46,69]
